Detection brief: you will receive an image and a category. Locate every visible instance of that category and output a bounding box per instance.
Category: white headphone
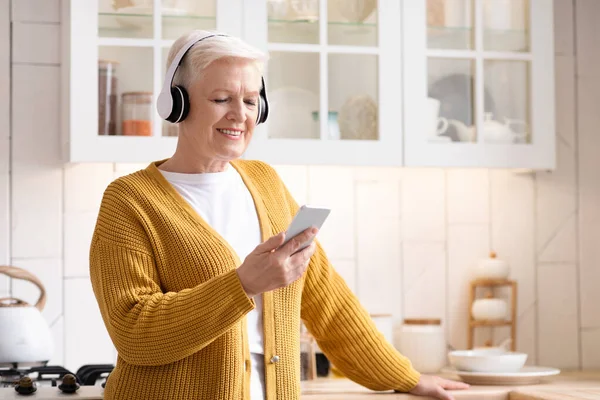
[157,33,269,125]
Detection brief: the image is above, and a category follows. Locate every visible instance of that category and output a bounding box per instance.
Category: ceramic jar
[471,293,508,321]
[394,319,447,373]
[474,251,509,280]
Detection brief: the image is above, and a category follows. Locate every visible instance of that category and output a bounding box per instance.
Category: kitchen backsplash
[1,0,599,373]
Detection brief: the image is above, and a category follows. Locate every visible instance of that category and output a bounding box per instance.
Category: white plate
[442,366,560,386]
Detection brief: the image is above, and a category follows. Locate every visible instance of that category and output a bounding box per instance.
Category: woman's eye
[245,100,257,106]
[213,99,228,103]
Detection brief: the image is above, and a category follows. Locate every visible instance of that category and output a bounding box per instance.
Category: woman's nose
[226,100,247,122]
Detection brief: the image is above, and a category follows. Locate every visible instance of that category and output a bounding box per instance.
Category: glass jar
[121,92,153,136]
[394,318,447,373]
[98,60,119,136]
[300,332,317,381]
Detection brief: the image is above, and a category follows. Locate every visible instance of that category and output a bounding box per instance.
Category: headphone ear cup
[256,77,269,125]
[168,86,190,123]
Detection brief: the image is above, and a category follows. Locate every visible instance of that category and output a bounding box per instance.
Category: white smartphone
[280,205,331,253]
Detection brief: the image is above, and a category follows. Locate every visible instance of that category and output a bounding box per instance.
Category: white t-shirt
[160,165,265,400]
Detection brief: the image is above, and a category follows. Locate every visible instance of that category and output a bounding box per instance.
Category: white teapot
[448,119,475,142]
[482,112,527,144]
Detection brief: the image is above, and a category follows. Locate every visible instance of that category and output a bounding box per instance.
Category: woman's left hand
[408,375,470,400]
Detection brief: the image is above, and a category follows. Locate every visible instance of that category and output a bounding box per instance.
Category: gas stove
[0,362,113,398]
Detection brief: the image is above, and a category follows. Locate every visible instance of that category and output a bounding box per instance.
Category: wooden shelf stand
[467,279,517,351]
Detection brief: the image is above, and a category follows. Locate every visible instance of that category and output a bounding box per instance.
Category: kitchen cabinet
[61,0,242,163]
[62,0,555,169]
[242,0,403,166]
[403,0,555,169]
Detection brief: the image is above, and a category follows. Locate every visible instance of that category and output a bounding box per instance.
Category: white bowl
[448,350,528,373]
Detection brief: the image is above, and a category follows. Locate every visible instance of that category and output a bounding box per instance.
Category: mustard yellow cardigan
[89,159,420,400]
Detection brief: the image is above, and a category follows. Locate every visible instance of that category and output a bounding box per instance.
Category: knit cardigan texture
[89,159,420,400]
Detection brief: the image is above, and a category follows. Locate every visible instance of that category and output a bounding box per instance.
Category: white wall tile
[10,258,62,326]
[490,171,536,314]
[356,180,401,316]
[354,166,402,182]
[12,65,61,166]
[64,164,115,213]
[575,0,600,78]
[0,0,9,273]
[402,169,445,241]
[307,166,354,260]
[581,328,600,369]
[64,211,98,278]
[48,316,64,367]
[447,169,489,225]
[12,23,60,65]
[113,163,145,175]
[553,0,574,56]
[538,214,577,263]
[536,141,577,261]
[0,0,8,140]
[554,56,576,148]
[11,167,62,258]
[64,278,116,372]
[272,165,308,206]
[11,0,60,23]
[578,74,600,328]
[490,169,537,361]
[447,225,490,350]
[0,139,7,172]
[402,241,445,320]
[537,264,580,369]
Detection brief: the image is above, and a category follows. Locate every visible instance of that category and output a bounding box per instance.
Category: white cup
[427,98,449,137]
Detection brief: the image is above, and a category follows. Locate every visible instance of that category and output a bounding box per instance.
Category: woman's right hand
[236,227,319,298]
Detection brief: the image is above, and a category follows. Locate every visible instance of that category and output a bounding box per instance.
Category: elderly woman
[89,30,468,400]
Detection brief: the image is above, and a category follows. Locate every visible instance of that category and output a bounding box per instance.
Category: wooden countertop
[0,371,598,399]
[300,370,600,400]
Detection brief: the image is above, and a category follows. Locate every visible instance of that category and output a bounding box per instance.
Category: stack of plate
[443,349,560,385]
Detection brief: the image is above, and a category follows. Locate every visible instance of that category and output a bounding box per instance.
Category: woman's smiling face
[180,57,262,167]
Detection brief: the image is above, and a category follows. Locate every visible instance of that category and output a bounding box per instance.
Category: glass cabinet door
[404,0,554,169]
[97,0,218,141]
[64,0,242,162]
[243,0,403,166]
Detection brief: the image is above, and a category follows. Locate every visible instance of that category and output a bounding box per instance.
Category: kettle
[0,265,54,364]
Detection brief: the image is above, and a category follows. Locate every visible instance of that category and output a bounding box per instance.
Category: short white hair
[166,30,268,89]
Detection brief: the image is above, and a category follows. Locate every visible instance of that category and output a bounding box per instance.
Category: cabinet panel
[483,60,530,144]
[63,0,241,163]
[329,53,378,141]
[244,0,402,166]
[427,58,475,143]
[267,51,320,139]
[482,0,529,52]
[427,0,474,50]
[405,0,555,169]
[63,0,554,167]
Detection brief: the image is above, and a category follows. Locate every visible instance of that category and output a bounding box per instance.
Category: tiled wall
[1,0,599,373]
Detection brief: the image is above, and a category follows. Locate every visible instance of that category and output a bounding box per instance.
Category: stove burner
[0,363,114,389]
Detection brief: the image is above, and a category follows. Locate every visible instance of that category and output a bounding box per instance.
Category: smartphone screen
[280,205,331,253]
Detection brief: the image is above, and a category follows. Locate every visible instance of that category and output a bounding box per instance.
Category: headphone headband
[157,32,269,125]
[157,33,226,120]
[160,33,226,95]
